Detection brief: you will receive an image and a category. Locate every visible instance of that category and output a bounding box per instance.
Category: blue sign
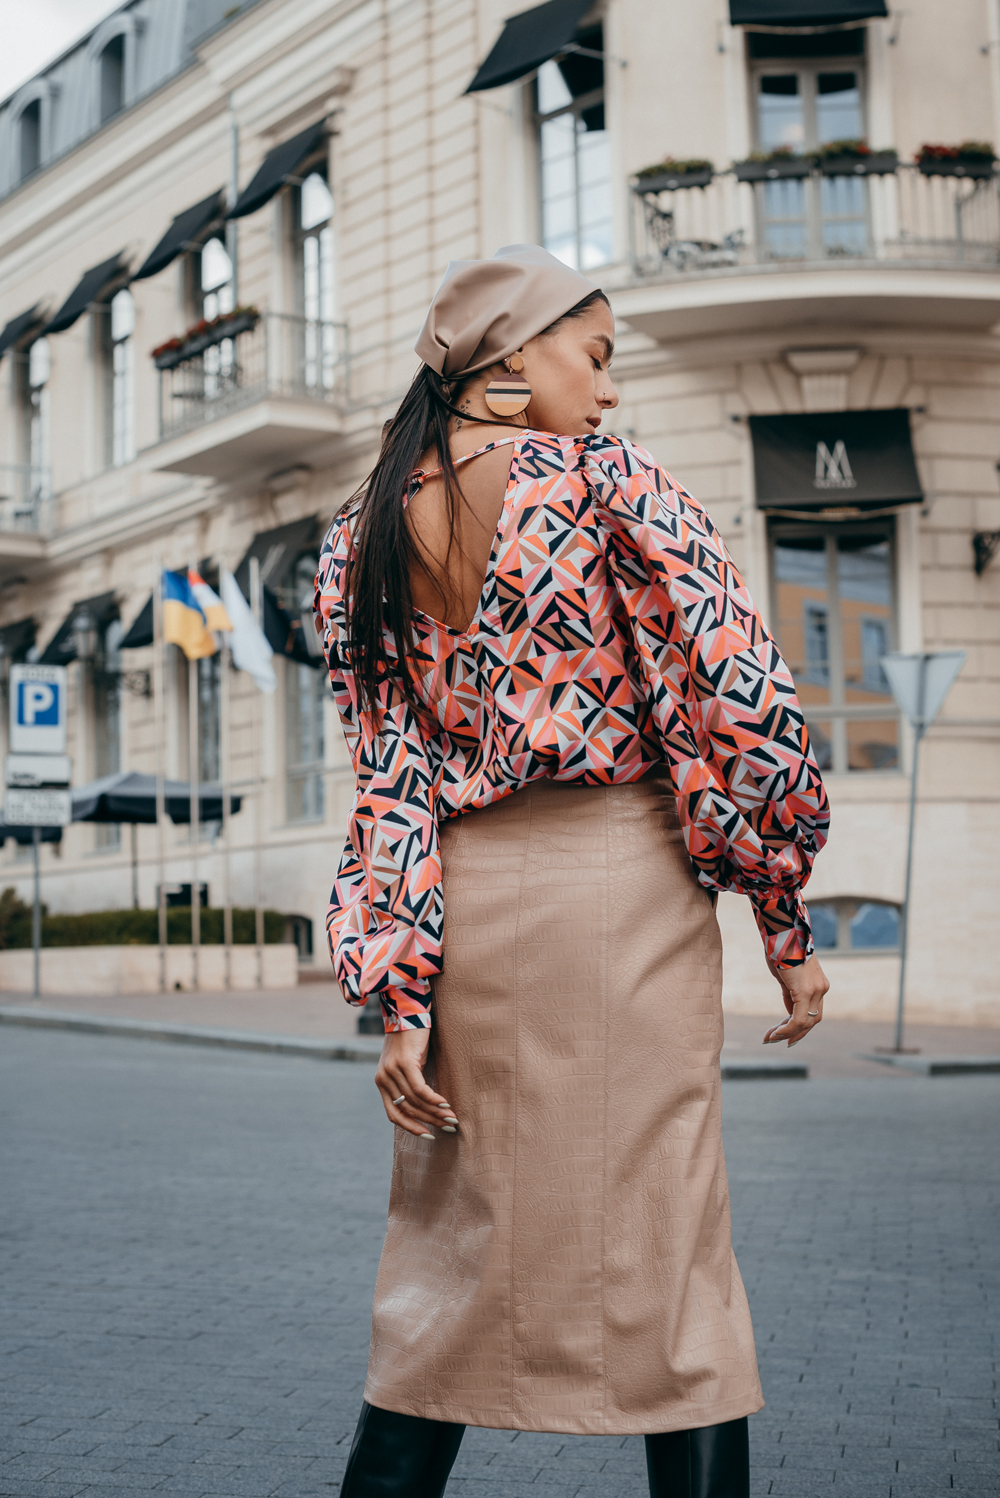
[8,665,68,754]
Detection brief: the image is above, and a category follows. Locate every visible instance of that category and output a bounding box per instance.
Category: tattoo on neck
[455,398,471,431]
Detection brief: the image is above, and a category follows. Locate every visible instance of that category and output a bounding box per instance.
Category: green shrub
[0,890,288,948]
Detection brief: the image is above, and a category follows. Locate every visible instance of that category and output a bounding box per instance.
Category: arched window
[99,35,125,123]
[19,100,41,180]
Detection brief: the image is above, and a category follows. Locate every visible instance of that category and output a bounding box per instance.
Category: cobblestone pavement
[1,1029,997,1498]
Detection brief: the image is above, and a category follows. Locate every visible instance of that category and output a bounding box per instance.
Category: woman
[316,245,830,1498]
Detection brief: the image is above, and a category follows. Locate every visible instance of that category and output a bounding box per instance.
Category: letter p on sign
[9,665,68,753]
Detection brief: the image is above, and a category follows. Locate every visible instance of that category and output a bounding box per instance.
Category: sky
[0,0,121,102]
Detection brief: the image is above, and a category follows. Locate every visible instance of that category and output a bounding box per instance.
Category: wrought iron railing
[0,464,51,533]
[157,312,350,442]
[629,164,1000,278]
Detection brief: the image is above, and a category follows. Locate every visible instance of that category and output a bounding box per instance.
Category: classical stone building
[0,0,997,1024]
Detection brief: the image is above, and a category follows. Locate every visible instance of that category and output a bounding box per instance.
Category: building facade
[0,0,997,1024]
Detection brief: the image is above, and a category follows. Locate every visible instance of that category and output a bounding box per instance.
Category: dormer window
[19,100,41,180]
[100,35,125,123]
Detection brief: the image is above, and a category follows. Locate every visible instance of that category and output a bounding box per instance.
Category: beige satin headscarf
[414,244,599,380]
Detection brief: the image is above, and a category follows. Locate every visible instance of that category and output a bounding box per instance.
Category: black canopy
[72,772,242,826]
[0,819,62,848]
[227,119,328,221]
[750,408,922,512]
[39,592,118,665]
[234,516,318,594]
[0,617,36,662]
[43,253,126,336]
[132,190,225,281]
[119,595,153,650]
[0,306,42,359]
[729,0,886,23]
[466,0,593,92]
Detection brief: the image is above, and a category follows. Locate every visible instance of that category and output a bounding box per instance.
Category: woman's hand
[762,953,829,1047]
[375,1028,459,1138]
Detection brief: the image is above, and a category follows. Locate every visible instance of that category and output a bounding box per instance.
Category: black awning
[750,409,922,512]
[227,120,328,221]
[120,595,153,650]
[43,254,126,336]
[234,516,319,595]
[0,617,37,662]
[466,0,593,93]
[0,306,42,359]
[132,190,225,282]
[39,591,119,665]
[730,0,886,22]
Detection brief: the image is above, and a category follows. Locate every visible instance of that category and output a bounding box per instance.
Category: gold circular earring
[484,352,531,417]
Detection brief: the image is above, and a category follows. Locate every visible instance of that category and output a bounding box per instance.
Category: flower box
[818,150,898,177]
[633,168,713,193]
[153,308,260,371]
[917,156,996,179]
[734,156,812,182]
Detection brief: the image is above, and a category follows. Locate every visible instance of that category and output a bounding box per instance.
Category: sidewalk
[2,977,998,1078]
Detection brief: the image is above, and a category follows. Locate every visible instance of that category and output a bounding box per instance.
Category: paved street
[1,1028,997,1498]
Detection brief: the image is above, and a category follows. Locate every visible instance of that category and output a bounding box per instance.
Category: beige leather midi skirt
[364,773,764,1436]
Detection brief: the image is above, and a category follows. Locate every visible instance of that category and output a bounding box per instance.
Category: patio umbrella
[71,772,243,908]
[0,821,62,848]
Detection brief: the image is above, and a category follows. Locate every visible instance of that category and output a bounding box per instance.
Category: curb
[859,1052,1000,1076]
[0,1006,384,1063]
[0,1007,810,1078]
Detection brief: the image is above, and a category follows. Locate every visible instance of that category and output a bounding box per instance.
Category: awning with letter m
[750,409,922,516]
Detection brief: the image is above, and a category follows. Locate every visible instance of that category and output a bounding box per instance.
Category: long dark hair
[345,287,609,720]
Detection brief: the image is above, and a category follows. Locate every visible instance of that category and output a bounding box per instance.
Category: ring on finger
[807,1010,819,1016]
[391,1094,406,1106]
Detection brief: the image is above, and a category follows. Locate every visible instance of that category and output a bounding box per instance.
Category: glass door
[754,63,869,258]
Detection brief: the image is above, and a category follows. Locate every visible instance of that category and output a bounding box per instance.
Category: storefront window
[807,897,901,951]
[94,618,122,849]
[770,521,899,773]
[285,553,326,822]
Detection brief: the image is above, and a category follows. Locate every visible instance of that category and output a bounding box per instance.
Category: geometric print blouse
[315,430,830,1032]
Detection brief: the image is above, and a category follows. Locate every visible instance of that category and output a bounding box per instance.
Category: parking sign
[9,664,68,754]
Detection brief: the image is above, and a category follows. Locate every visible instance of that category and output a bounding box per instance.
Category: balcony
[0,465,50,579]
[148,312,352,483]
[615,165,1000,342]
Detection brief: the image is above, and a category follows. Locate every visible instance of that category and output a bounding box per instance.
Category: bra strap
[413,434,518,485]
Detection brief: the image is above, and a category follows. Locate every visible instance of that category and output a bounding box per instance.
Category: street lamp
[72,607,98,664]
[879,650,966,1054]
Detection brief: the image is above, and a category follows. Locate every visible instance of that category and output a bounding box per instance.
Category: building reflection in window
[536,24,612,272]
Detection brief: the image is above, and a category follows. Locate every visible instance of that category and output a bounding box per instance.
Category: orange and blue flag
[162,569,231,660]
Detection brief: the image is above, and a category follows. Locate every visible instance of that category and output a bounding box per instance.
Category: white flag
[220,569,277,694]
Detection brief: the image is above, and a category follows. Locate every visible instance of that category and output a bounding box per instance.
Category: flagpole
[153,560,167,991]
[219,561,233,991]
[187,562,201,991]
[250,555,264,990]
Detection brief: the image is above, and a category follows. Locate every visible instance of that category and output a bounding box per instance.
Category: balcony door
[753,59,869,259]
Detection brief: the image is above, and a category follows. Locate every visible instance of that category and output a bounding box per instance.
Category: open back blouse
[315,430,830,1031]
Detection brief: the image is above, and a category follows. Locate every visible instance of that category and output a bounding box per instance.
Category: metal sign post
[880,650,966,1054]
[5,667,71,998]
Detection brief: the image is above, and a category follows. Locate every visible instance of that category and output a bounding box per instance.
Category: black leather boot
[645,1416,750,1498]
[340,1400,465,1498]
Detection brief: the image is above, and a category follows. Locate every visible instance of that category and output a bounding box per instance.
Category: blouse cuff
[379,983,433,1033]
[750,887,814,968]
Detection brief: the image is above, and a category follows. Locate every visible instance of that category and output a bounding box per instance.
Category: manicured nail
[437,1102,453,1109]
[440,1114,458,1123]
[420,1132,435,1138]
[441,1125,457,1133]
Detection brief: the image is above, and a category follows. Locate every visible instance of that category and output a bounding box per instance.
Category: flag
[188,570,232,635]
[220,568,277,693]
[162,570,219,661]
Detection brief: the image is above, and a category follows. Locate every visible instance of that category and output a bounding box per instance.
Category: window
[285,552,326,823]
[807,897,901,953]
[94,619,122,850]
[19,100,41,180]
[199,237,235,397]
[99,35,125,123]
[292,168,336,390]
[105,288,135,467]
[770,521,899,773]
[19,338,50,509]
[536,23,612,271]
[197,654,221,785]
[751,37,869,259]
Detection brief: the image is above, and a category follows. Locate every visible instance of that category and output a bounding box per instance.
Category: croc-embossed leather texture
[363,776,764,1436]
